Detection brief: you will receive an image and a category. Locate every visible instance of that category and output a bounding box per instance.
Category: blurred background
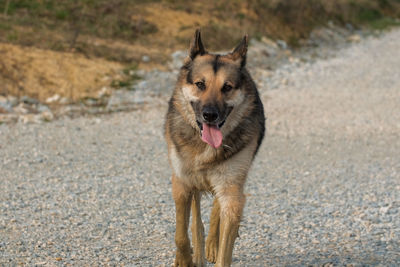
[0,0,400,116]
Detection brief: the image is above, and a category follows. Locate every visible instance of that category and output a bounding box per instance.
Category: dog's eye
[195,81,206,91]
[222,84,233,93]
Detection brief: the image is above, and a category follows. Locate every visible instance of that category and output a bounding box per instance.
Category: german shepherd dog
[165,29,265,266]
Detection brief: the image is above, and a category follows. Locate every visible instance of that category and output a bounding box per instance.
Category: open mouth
[196,119,225,149]
[196,119,226,131]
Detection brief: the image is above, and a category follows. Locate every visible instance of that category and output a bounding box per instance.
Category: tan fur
[206,199,221,263]
[166,30,265,266]
[172,175,194,266]
[191,191,205,265]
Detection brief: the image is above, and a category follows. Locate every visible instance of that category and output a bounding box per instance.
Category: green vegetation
[112,63,141,90]
[368,17,400,29]
[0,21,11,30]
[1,0,158,40]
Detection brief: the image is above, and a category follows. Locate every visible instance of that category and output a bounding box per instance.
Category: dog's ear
[230,35,248,67]
[189,29,206,59]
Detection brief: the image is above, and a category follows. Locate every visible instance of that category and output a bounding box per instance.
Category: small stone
[37,104,51,113]
[379,206,390,214]
[7,95,18,106]
[346,23,354,31]
[41,111,54,122]
[98,87,110,98]
[0,98,12,113]
[46,94,60,103]
[142,55,150,63]
[277,40,287,49]
[20,96,39,105]
[348,34,361,43]
[19,114,42,124]
[13,103,29,114]
[83,98,100,107]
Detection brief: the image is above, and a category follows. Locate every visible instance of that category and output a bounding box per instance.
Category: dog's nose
[202,106,219,123]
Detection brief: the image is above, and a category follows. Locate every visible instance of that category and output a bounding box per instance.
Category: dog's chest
[169,135,258,194]
[169,145,219,191]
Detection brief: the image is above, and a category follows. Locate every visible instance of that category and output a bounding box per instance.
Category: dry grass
[0,0,399,101]
[1,0,399,59]
[0,43,122,101]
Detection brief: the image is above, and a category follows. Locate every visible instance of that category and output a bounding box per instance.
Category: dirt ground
[0,43,124,102]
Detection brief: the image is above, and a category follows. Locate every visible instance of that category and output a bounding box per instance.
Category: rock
[20,96,39,105]
[97,87,110,99]
[277,40,288,50]
[348,34,361,43]
[142,55,150,63]
[41,110,54,122]
[13,103,30,114]
[346,23,354,31]
[83,98,100,107]
[18,114,42,124]
[46,94,61,103]
[37,104,51,113]
[7,96,18,106]
[0,99,12,113]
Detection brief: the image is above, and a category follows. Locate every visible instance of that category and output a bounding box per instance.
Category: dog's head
[178,29,249,148]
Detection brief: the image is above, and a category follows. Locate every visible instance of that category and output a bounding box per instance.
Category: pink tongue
[201,123,223,148]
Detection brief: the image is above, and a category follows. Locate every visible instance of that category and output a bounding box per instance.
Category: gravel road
[1,29,400,266]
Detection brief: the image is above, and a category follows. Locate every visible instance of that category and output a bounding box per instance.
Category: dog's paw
[205,238,218,263]
[174,251,194,267]
[192,253,206,267]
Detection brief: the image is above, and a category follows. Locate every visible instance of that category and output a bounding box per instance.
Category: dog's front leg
[172,175,194,267]
[191,190,205,266]
[206,198,220,263]
[215,185,245,267]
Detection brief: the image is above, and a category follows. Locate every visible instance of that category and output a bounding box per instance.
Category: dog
[165,29,265,266]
